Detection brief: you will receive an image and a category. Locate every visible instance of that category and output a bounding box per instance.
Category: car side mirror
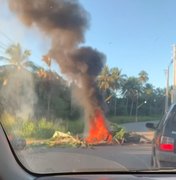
[145,122,157,130]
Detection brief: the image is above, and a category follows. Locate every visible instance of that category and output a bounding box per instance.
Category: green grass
[1,112,161,141]
[108,115,162,124]
[17,118,66,139]
[66,120,84,135]
[1,113,67,139]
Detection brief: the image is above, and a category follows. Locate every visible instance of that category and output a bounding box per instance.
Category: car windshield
[0,0,176,174]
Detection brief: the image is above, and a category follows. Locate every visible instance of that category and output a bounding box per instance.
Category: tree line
[98,65,166,117]
[0,43,166,121]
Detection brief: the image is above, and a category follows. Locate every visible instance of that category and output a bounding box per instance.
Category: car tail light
[159,136,174,152]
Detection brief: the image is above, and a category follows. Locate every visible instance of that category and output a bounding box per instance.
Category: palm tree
[0,43,40,89]
[0,43,41,117]
[122,77,142,116]
[138,70,149,84]
[97,65,113,91]
[144,83,154,96]
[41,55,53,119]
[98,65,125,93]
[142,83,154,115]
[110,68,122,90]
[110,67,126,115]
[98,65,126,115]
[0,43,39,72]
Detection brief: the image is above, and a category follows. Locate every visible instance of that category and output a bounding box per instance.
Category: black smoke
[8,0,106,118]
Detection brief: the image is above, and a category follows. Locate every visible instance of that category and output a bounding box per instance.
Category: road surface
[17,144,152,173]
[121,121,159,132]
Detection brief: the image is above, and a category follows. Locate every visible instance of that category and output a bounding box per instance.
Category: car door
[164,105,176,153]
[154,105,176,151]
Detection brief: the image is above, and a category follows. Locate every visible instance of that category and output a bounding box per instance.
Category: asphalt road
[121,121,159,132]
[18,144,152,173]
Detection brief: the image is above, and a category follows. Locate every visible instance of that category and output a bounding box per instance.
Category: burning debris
[85,109,112,144]
[8,0,111,144]
[49,131,86,147]
[26,128,143,148]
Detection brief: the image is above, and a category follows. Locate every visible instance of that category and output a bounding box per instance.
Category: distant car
[146,104,176,168]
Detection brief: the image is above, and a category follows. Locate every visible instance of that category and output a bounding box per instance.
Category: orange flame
[37,69,48,79]
[85,109,112,144]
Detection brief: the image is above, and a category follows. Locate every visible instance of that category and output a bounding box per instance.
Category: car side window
[163,105,176,128]
[157,114,166,129]
[167,106,176,131]
[157,105,176,129]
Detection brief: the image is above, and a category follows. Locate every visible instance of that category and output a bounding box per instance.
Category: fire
[85,109,112,144]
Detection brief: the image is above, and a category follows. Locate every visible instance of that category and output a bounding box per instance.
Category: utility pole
[165,67,169,113]
[135,90,138,122]
[135,100,147,122]
[171,45,176,104]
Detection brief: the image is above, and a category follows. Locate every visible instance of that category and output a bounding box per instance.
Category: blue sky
[80,0,176,88]
[1,0,176,88]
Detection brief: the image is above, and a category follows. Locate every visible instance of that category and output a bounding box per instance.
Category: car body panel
[151,104,176,166]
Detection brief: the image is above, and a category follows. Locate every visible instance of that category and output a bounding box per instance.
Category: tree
[97,65,113,92]
[110,67,126,115]
[98,65,126,115]
[138,70,149,84]
[0,43,41,118]
[34,74,71,120]
[0,43,39,87]
[41,55,53,119]
[144,83,154,96]
[98,65,125,98]
[0,43,38,71]
[153,88,165,115]
[140,83,154,115]
[122,77,142,116]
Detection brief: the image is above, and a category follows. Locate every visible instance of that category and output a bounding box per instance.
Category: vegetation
[108,115,161,124]
[0,43,168,140]
[1,111,83,140]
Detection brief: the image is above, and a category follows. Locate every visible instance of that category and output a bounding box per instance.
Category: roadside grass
[1,112,84,139]
[66,120,84,135]
[1,112,161,146]
[108,115,162,124]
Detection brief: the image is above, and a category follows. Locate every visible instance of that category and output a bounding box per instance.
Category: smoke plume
[0,67,37,119]
[8,0,106,119]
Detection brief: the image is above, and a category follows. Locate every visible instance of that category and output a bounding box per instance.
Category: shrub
[67,120,84,135]
[1,112,16,132]
[34,119,56,139]
[1,113,84,139]
[32,118,67,139]
[20,120,36,138]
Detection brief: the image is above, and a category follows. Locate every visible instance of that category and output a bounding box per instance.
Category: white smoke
[0,67,37,120]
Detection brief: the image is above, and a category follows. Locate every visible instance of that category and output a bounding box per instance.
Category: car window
[166,105,176,131]
[1,0,176,175]
[158,105,176,129]
[157,113,166,129]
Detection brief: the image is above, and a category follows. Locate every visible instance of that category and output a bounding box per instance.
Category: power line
[0,41,8,48]
[0,45,6,50]
[0,30,14,44]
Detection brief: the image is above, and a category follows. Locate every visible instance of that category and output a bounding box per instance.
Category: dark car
[146,104,176,168]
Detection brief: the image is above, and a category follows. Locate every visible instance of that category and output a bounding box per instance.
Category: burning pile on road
[47,109,112,147]
[48,131,86,147]
[85,109,112,144]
